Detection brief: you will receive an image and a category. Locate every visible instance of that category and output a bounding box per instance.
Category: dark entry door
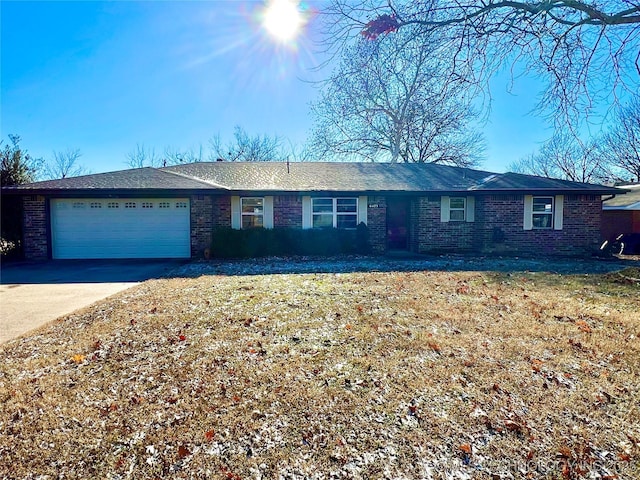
[386,198,410,250]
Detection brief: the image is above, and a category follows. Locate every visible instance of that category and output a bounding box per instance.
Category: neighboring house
[602,183,640,240]
[1,162,626,260]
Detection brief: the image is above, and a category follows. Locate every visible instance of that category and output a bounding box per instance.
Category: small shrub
[356,222,370,254]
[210,227,366,258]
[1,195,23,260]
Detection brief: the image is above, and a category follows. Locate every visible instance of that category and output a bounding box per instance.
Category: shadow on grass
[175,254,640,279]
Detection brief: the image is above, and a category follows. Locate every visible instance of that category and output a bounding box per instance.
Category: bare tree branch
[163,145,204,165]
[310,27,484,166]
[323,1,640,126]
[597,95,640,181]
[208,126,284,162]
[125,144,162,168]
[509,131,608,182]
[43,148,88,180]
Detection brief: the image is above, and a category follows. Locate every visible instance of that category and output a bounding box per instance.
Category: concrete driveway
[0,259,185,344]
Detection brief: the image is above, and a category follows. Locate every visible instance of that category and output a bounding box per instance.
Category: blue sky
[2,1,559,174]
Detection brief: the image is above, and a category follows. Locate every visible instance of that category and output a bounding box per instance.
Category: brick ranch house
[2,162,626,260]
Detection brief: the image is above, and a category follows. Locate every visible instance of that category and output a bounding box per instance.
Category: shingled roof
[2,161,623,195]
[2,167,214,193]
[163,162,494,192]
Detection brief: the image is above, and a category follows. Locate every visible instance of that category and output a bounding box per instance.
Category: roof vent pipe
[216,158,225,162]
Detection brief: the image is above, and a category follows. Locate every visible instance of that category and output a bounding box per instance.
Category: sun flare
[261,0,306,43]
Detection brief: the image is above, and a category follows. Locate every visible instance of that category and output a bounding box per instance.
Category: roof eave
[2,186,623,196]
[471,187,622,195]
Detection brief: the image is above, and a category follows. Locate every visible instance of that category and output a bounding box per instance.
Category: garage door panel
[51,198,191,259]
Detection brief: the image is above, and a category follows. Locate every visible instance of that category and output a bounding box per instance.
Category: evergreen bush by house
[210,224,370,258]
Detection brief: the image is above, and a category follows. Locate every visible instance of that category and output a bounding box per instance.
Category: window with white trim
[312,198,358,229]
[440,196,475,223]
[449,197,466,221]
[532,196,553,229]
[241,197,264,229]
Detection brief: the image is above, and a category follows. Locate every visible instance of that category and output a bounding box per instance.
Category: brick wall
[474,195,521,254]
[211,196,231,228]
[476,194,602,255]
[367,196,386,253]
[190,195,213,258]
[209,195,303,227]
[274,195,302,228]
[22,195,48,260]
[405,194,602,256]
[413,197,476,253]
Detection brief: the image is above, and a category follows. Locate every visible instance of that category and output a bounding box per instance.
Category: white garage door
[51,198,191,259]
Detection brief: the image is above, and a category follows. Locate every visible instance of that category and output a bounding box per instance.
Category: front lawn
[1,258,639,479]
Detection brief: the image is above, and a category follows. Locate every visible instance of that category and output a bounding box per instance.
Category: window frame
[240,197,265,229]
[532,196,554,230]
[311,197,358,229]
[449,197,466,222]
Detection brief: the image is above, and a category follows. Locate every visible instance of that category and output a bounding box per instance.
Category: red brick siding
[414,197,475,253]
[22,195,48,260]
[211,196,231,228]
[274,195,302,228]
[474,195,522,254]
[190,195,213,258]
[367,196,386,253]
[477,194,602,255]
[210,195,303,229]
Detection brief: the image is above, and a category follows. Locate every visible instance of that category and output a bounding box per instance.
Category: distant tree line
[510,97,640,183]
[125,126,311,168]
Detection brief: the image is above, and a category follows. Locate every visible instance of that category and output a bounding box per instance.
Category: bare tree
[43,148,88,179]
[163,145,204,165]
[209,126,284,162]
[125,144,162,168]
[323,1,640,126]
[598,96,640,182]
[126,144,206,168]
[286,140,316,162]
[509,132,607,183]
[310,27,484,166]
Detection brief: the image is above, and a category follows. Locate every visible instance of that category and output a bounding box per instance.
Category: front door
[386,198,410,250]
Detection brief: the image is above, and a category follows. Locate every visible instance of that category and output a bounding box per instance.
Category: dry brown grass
[1,260,639,479]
